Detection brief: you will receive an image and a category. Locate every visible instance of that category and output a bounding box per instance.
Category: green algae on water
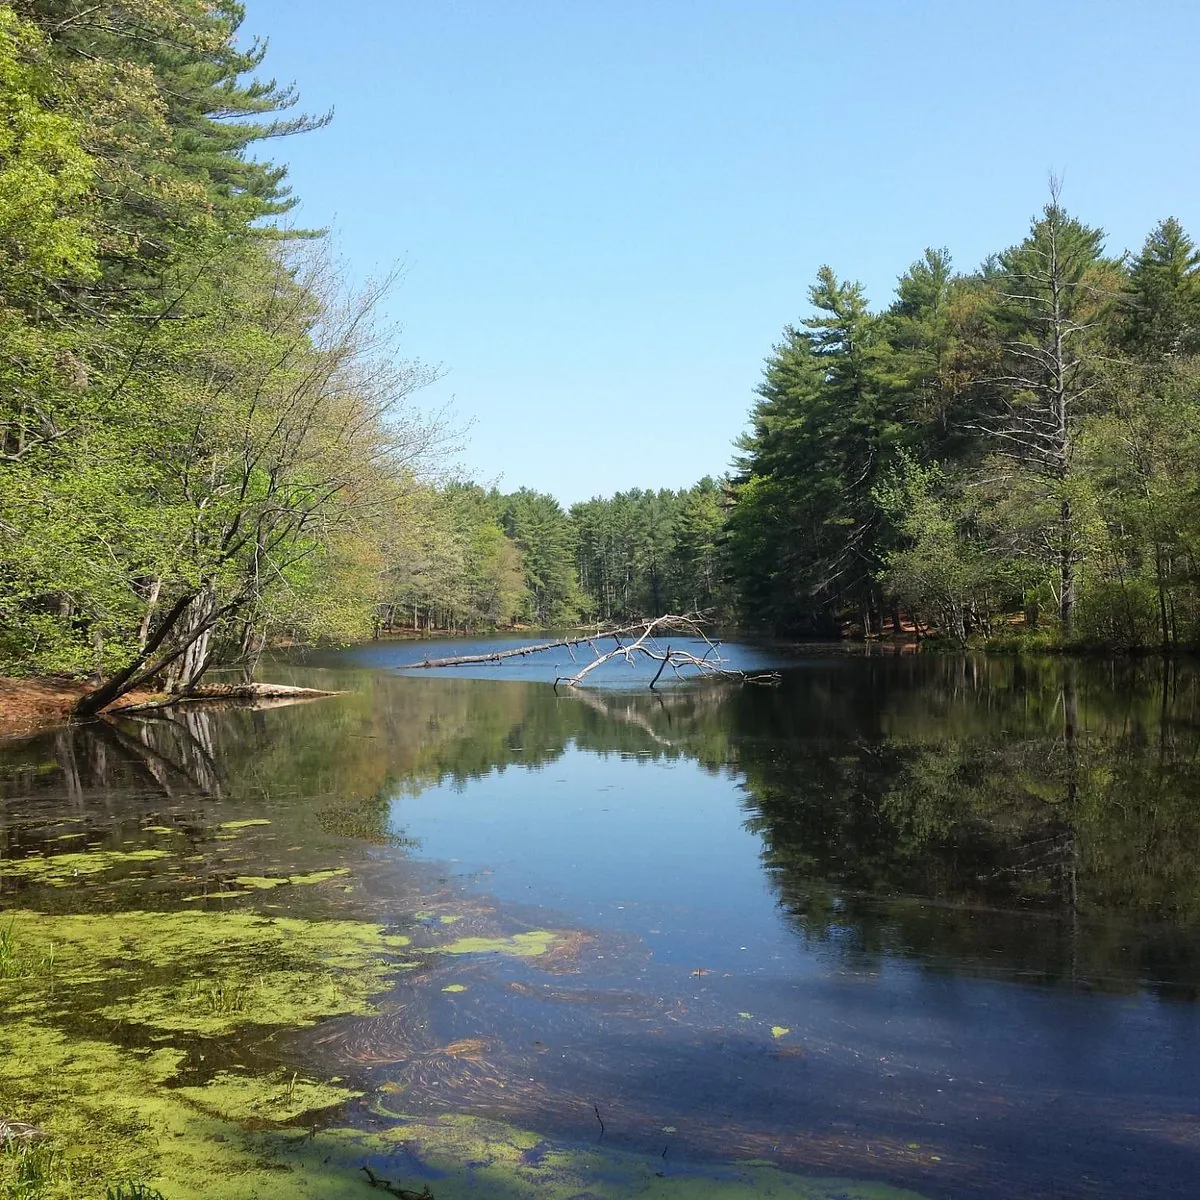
[0,1021,372,1200]
[0,906,411,1200]
[0,910,413,1034]
[300,1114,935,1200]
[441,929,559,957]
[218,819,271,830]
[0,848,170,887]
[234,868,350,890]
[0,1046,933,1200]
[176,1070,361,1123]
[0,927,932,1200]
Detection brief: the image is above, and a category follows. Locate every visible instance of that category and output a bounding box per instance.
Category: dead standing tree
[408,614,780,689]
[972,183,1115,640]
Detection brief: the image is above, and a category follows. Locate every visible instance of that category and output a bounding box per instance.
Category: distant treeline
[380,478,726,633]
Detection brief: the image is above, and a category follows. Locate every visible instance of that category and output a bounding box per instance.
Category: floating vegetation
[234,868,350,890]
[441,930,561,958]
[176,1070,361,1124]
[339,1114,933,1200]
[217,820,272,830]
[0,848,170,887]
[0,910,413,1035]
[0,909,408,1199]
[1,999,932,1200]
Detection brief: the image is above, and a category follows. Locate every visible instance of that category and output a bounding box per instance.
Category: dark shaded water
[4,644,1200,1198]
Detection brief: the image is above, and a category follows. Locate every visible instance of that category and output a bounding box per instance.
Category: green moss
[0,848,170,886]
[441,930,558,957]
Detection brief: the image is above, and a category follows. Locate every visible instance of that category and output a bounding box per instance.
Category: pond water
[3,641,1200,1199]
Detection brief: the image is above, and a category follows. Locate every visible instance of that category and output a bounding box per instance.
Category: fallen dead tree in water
[407,614,780,690]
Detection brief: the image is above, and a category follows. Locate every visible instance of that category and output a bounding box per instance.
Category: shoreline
[0,677,142,741]
[0,678,337,740]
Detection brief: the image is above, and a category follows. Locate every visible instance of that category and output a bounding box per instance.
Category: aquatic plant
[183,976,250,1014]
[5,1140,67,1199]
[0,849,171,888]
[0,918,18,979]
[233,868,350,890]
[106,1184,167,1200]
[0,910,413,1035]
[441,930,560,957]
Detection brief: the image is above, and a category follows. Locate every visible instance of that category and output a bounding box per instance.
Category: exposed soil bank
[0,678,336,739]
[0,678,120,740]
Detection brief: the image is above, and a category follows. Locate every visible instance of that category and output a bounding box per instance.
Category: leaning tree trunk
[164,591,218,694]
[73,591,196,717]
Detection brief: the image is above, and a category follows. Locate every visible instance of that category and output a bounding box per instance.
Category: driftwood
[408,615,780,690]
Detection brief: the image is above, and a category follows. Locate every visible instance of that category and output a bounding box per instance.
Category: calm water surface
[4,641,1200,1198]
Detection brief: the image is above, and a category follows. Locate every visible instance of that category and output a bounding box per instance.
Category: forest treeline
[728,194,1200,651]
[5,1,1200,712]
[382,478,726,635]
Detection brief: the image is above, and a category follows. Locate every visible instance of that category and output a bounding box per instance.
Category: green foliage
[499,488,586,625]
[0,10,95,285]
[571,478,728,621]
[728,191,1200,648]
[0,3,446,698]
[874,454,1011,644]
[106,1184,167,1200]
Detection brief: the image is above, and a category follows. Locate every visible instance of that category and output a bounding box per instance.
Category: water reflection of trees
[4,657,1200,994]
[734,656,1200,997]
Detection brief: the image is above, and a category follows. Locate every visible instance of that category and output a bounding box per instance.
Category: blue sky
[247,0,1200,505]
